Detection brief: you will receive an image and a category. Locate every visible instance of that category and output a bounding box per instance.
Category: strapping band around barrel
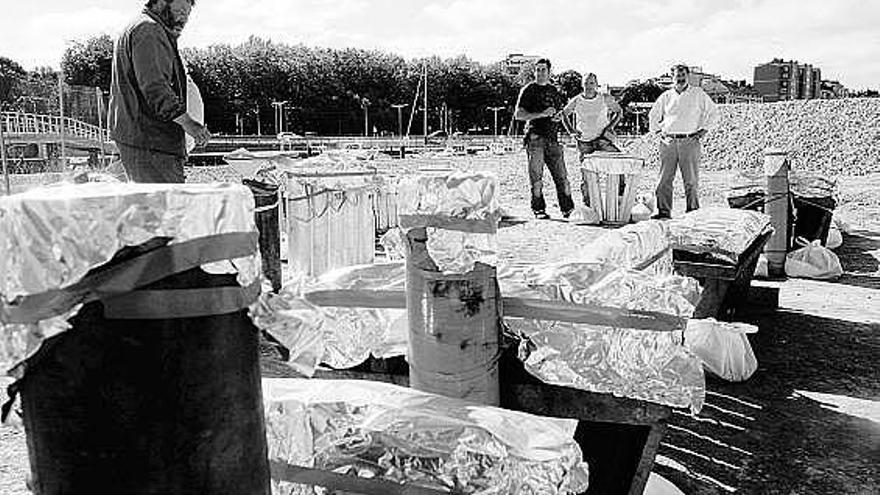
[102,280,262,319]
[0,232,259,324]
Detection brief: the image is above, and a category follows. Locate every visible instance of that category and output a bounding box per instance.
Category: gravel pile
[625,98,880,177]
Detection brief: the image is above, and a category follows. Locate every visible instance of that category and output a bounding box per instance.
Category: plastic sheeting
[580,220,672,275]
[0,182,260,302]
[250,263,408,376]
[263,378,589,495]
[0,183,262,376]
[668,207,772,265]
[397,171,502,234]
[510,320,705,413]
[502,264,705,412]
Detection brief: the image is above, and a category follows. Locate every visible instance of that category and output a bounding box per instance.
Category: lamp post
[391,103,407,158]
[1,113,9,194]
[488,106,505,137]
[361,98,371,137]
[271,100,288,135]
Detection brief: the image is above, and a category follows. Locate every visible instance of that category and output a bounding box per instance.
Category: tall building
[504,53,541,77]
[754,59,824,102]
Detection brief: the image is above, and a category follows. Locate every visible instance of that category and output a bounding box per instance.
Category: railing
[1,112,109,145]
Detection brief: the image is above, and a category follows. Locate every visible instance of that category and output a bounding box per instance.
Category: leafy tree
[61,34,114,91]
[617,80,665,108]
[555,69,583,99]
[0,56,26,109]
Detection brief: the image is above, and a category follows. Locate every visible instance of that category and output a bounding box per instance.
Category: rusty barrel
[404,228,501,406]
[18,266,270,495]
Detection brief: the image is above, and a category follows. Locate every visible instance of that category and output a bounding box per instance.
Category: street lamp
[391,103,408,158]
[488,106,505,137]
[391,104,407,137]
[272,100,288,134]
[361,98,371,137]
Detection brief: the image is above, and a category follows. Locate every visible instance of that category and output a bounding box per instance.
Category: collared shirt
[648,85,719,135]
[109,8,187,156]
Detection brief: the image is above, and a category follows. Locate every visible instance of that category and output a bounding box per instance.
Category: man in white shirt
[648,64,719,219]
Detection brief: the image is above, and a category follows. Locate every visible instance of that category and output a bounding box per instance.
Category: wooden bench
[673,230,774,320]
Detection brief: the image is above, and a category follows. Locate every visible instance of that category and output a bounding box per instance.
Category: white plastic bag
[825,222,843,250]
[754,253,769,278]
[785,239,843,279]
[631,202,652,222]
[570,206,601,225]
[684,318,758,382]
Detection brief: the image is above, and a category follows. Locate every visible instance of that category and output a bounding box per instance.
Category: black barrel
[792,195,836,246]
[18,267,270,495]
[244,179,282,292]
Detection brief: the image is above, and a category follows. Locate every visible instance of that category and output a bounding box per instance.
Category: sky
[2,0,879,89]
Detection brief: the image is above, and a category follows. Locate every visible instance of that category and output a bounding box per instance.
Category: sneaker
[650,213,671,220]
[562,209,573,219]
[534,211,551,220]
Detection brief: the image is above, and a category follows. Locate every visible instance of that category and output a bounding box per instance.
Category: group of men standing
[514,58,719,220]
[108,1,719,221]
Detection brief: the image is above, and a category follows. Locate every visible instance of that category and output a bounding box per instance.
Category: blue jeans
[117,143,186,183]
[525,134,574,215]
[656,136,701,215]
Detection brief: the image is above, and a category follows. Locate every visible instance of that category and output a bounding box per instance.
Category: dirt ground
[1,150,878,494]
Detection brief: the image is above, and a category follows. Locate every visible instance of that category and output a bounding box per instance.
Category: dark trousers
[577,136,622,207]
[117,143,186,183]
[526,134,574,215]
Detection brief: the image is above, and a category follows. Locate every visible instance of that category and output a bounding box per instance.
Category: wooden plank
[673,260,737,280]
[627,423,668,495]
[502,382,672,426]
[585,170,604,219]
[620,174,640,224]
[305,290,686,331]
[606,174,619,222]
[501,296,685,331]
[269,461,450,495]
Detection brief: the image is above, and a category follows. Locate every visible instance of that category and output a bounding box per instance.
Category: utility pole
[488,106,505,137]
[423,64,428,145]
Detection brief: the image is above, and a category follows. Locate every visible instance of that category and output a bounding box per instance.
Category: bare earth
[1,149,878,494]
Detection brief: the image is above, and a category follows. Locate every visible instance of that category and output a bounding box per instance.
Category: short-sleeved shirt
[518,82,566,139]
[564,93,617,141]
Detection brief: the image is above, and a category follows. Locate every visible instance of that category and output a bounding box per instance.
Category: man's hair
[536,58,551,70]
[582,72,597,83]
[145,0,195,7]
[671,64,690,74]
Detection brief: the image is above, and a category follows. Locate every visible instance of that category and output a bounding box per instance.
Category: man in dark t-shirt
[514,58,574,219]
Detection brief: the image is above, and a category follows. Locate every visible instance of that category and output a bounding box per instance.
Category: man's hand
[542,107,558,118]
[174,113,211,148]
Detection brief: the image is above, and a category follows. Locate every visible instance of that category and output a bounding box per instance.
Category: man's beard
[159,4,187,34]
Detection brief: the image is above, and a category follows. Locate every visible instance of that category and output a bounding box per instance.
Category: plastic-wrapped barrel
[244,178,282,292]
[286,172,375,277]
[18,266,270,495]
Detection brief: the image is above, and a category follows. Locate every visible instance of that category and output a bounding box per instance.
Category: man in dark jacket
[109,0,209,183]
[514,58,574,219]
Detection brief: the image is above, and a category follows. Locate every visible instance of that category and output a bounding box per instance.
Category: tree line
[2,34,678,136]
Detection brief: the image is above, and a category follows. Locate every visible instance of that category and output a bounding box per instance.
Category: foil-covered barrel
[0,183,270,495]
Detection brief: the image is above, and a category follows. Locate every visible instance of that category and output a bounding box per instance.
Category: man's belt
[665,131,701,139]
